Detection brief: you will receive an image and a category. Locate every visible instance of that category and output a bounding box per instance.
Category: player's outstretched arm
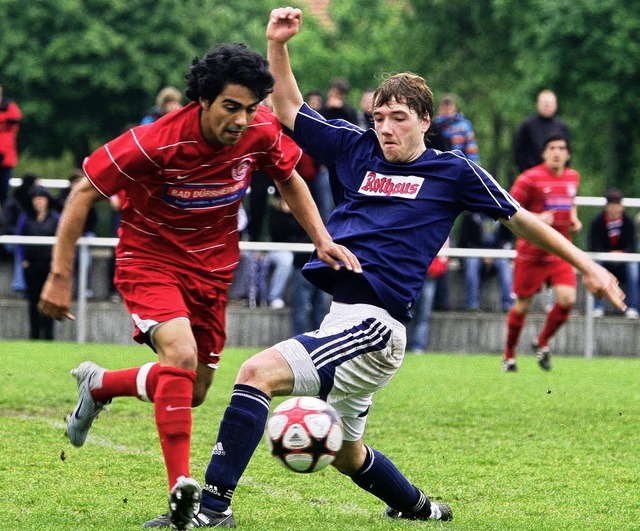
[502,208,627,311]
[275,171,361,273]
[38,177,105,321]
[266,7,305,131]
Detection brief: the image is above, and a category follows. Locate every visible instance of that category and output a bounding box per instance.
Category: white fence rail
[8,178,640,208]
[2,234,639,358]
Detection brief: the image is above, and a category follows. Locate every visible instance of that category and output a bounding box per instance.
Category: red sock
[504,308,527,360]
[154,366,197,489]
[537,302,572,347]
[91,362,161,403]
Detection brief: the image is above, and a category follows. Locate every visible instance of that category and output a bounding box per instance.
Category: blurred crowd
[2,79,639,345]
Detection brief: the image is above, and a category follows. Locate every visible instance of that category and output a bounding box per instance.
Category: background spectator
[57,169,99,298]
[320,77,358,124]
[407,239,450,354]
[289,151,331,333]
[589,188,639,319]
[2,173,38,295]
[140,86,183,124]
[16,186,59,339]
[304,89,324,112]
[106,190,127,301]
[261,192,295,309]
[513,89,571,173]
[357,88,375,129]
[0,80,22,206]
[458,211,514,312]
[434,93,479,161]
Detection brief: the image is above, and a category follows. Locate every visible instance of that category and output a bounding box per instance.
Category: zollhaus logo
[358,171,423,199]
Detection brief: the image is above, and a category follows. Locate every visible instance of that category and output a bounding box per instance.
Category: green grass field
[1,340,638,530]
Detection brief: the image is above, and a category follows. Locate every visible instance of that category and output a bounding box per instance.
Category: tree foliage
[1,0,639,194]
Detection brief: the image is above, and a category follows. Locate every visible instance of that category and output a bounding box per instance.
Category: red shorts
[512,258,577,298]
[115,263,227,367]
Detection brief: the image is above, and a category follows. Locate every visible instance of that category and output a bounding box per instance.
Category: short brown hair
[373,73,434,120]
[156,86,182,108]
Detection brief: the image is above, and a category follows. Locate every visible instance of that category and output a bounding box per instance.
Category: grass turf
[0,340,638,530]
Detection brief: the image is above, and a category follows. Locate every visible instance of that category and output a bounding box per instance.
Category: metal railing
[8,177,640,209]
[2,234,638,358]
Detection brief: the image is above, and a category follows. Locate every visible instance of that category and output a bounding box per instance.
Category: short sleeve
[82,129,159,197]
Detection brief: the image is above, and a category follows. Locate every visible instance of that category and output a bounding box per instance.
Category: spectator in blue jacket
[434,93,479,161]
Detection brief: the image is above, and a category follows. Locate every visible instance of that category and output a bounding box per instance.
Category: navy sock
[201,384,271,512]
[349,445,432,517]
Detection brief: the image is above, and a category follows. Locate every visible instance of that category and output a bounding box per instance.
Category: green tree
[0,0,278,164]
[507,0,640,194]
[395,0,529,185]
[2,0,640,197]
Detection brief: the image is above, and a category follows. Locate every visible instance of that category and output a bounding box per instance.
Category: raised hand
[267,7,303,44]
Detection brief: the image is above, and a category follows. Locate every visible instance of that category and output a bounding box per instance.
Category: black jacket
[589,211,636,253]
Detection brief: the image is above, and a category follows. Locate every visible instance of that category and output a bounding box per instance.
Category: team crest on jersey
[232,158,254,181]
[164,181,247,209]
[358,171,423,199]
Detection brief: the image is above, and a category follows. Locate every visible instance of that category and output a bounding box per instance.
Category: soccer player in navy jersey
[38,43,359,530]
[143,8,627,528]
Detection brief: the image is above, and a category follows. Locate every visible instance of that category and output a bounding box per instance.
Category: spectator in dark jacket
[514,89,571,172]
[589,188,638,318]
[459,211,514,312]
[16,186,60,339]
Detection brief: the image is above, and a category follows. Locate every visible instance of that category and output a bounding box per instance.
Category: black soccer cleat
[142,505,235,529]
[384,501,453,522]
[502,359,518,373]
[168,476,202,530]
[536,346,552,371]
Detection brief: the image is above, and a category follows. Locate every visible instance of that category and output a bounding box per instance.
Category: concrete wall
[1,252,638,357]
[1,299,638,358]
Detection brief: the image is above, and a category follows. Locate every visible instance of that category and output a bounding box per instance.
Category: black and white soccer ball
[265,396,343,473]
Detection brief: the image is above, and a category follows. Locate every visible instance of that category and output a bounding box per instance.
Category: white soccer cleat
[66,361,110,446]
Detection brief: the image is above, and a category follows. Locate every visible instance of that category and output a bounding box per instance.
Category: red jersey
[510,162,580,263]
[83,102,301,287]
[0,99,22,168]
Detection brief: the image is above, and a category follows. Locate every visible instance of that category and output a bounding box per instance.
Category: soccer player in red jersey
[503,133,582,372]
[38,43,359,529]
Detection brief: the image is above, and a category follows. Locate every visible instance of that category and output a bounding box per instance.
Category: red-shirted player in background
[39,43,359,530]
[502,133,583,373]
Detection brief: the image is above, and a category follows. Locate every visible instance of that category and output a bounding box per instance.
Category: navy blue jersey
[294,104,519,322]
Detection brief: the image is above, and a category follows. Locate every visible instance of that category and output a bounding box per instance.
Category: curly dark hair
[185,43,274,104]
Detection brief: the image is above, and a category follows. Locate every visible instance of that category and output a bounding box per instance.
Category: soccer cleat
[168,476,202,530]
[502,359,518,373]
[67,361,110,446]
[625,308,639,319]
[142,505,235,528]
[384,501,453,521]
[536,346,552,371]
[593,308,604,318]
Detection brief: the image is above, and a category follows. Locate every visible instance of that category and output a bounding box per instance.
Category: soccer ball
[265,396,343,473]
